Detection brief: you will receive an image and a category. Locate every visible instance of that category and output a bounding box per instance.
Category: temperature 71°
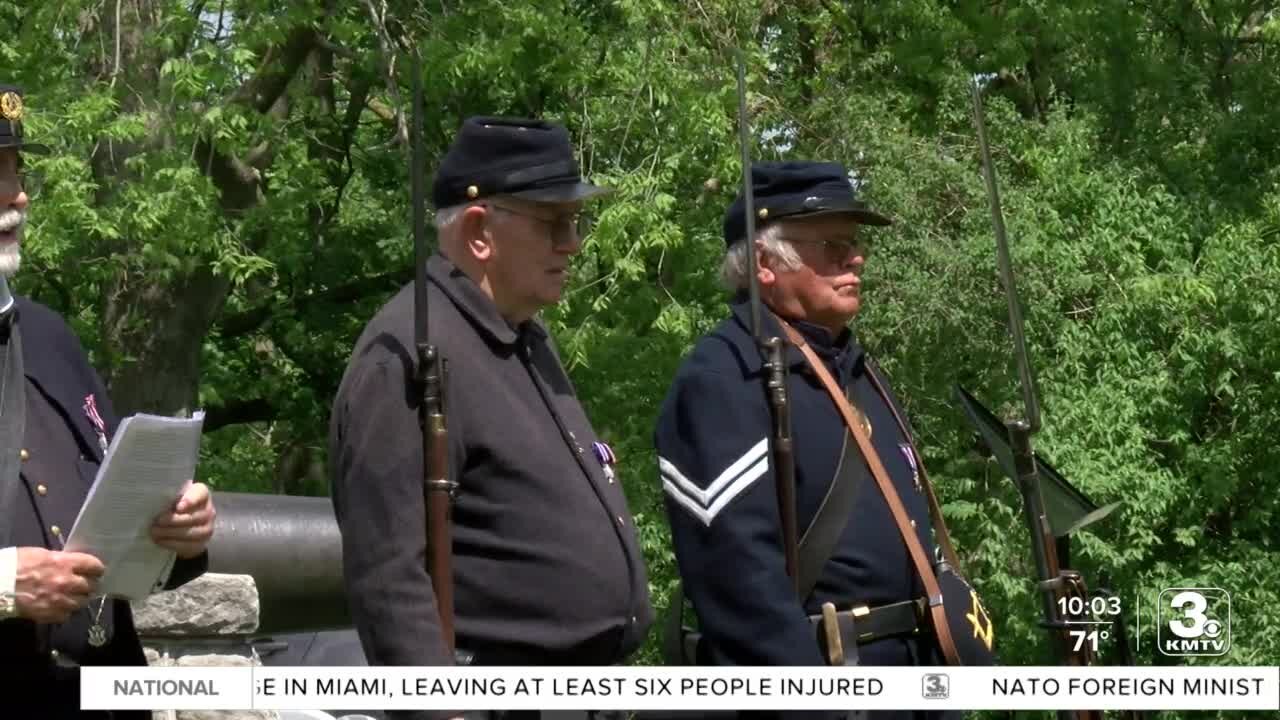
[1070,628,1111,652]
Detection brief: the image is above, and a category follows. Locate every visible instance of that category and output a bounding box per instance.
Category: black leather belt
[680,597,927,665]
[813,597,927,647]
[813,597,928,666]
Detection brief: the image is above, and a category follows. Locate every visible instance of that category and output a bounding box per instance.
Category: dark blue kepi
[722,160,891,246]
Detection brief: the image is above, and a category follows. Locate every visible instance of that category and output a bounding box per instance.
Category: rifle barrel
[1008,422,1063,639]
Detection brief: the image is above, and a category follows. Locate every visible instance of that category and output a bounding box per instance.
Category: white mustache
[0,209,25,233]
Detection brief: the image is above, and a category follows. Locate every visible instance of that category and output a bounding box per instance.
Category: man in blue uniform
[0,83,217,718]
[655,161,993,718]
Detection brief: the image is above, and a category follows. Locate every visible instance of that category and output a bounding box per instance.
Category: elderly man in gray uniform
[329,117,653,717]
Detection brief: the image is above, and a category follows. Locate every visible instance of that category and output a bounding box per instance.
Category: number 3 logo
[1168,590,1208,639]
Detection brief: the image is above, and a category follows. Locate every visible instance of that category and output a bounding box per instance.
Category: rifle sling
[779,321,963,666]
[796,387,864,601]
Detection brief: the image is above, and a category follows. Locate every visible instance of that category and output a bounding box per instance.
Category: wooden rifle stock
[420,345,456,652]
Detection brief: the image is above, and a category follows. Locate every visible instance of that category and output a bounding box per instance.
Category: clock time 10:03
[1058,595,1122,618]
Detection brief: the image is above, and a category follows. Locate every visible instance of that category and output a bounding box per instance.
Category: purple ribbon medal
[592,441,617,482]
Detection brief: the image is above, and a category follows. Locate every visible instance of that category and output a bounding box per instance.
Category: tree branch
[193,137,263,214]
[205,397,277,432]
[327,73,375,225]
[231,25,319,115]
[194,24,317,215]
[216,266,415,339]
[363,0,408,147]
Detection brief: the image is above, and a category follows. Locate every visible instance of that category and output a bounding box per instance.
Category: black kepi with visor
[432,116,608,208]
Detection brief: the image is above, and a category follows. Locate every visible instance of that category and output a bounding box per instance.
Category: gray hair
[434,200,517,232]
[720,223,802,290]
[433,202,473,231]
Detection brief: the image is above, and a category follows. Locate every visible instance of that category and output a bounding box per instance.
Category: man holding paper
[0,83,217,718]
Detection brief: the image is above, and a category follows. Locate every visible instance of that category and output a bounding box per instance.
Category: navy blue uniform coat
[0,297,207,719]
[655,300,964,719]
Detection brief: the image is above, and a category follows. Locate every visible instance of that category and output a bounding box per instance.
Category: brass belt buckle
[821,602,844,666]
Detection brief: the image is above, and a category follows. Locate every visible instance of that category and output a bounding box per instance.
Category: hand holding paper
[149,481,216,559]
[14,547,105,624]
[64,411,207,602]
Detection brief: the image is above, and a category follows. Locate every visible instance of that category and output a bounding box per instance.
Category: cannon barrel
[206,491,352,634]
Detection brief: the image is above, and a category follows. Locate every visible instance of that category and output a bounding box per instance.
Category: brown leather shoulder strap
[779,321,962,666]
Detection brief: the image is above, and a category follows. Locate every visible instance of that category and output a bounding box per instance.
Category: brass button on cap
[50,525,61,536]
[36,484,47,496]
[20,448,28,461]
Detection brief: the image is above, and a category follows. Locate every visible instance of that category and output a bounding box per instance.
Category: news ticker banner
[83,666,1279,712]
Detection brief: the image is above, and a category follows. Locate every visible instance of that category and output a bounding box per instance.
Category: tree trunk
[84,2,316,416]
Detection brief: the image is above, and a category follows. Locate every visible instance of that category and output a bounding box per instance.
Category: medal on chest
[87,605,109,647]
[592,441,617,482]
[900,443,922,492]
[83,394,109,454]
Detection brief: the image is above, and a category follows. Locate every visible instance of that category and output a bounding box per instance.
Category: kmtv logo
[1158,588,1231,656]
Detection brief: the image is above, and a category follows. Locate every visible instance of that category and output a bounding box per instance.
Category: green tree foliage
[6,0,1277,704]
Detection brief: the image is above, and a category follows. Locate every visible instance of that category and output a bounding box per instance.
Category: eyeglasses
[483,199,594,246]
[3,155,40,198]
[779,235,870,262]
[16,168,43,197]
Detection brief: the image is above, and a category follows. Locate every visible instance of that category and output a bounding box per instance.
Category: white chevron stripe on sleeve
[659,437,767,505]
[660,438,771,526]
